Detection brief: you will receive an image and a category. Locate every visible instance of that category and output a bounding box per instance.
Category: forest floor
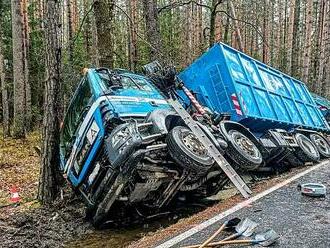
[0,131,319,248]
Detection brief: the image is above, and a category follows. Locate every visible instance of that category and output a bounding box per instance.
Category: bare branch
[215,9,269,47]
[158,0,211,13]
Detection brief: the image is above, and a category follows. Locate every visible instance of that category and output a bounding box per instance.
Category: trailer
[178,42,330,168]
[312,93,330,124]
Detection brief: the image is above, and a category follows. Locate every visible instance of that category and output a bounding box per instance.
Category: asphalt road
[155,162,330,248]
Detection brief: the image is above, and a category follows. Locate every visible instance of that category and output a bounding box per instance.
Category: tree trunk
[84,0,92,62]
[94,0,114,68]
[197,0,203,54]
[11,0,27,138]
[142,0,163,62]
[38,0,62,204]
[287,0,295,73]
[312,0,325,92]
[67,0,74,64]
[301,0,313,83]
[90,7,100,67]
[129,0,138,71]
[223,1,230,44]
[22,0,31,130]
[229,1,243,51]
[290,0,301,78]
[319,1,330,97]
[262,0,269,64]
[184,3,192,65]
[0,9,10,137]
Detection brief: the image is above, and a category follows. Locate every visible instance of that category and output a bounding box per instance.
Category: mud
[0,167,308,248]
[0,195,92,248]
[0,192,213,248]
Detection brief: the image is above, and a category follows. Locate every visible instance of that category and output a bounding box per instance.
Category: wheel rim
[298,135,318,157]
[229,130,261,160]
[312,135,330,155]
[181,131,208,157]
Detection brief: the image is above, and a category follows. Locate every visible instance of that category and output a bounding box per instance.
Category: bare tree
[38,0,62,203]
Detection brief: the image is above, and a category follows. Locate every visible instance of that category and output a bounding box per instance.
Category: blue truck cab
[60,68,170,183]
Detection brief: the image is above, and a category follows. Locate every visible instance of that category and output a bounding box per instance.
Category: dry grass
[0,131,41,207]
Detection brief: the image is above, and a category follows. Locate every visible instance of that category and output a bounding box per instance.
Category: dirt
[0,191,93,248]
[0,132,41,206]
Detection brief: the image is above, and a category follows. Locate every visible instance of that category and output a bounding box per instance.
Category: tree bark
[0,7,10,137]
[11,0,28,138]
[262,0,269,64]
[142,0,163,62]
[301,0,313,83]
[129,0,138,71]
[22,0,31,130]
[290,0,301,78]
[319,1,330,97]
[38,0,62,204]
[287,0,295,73]
[229,1,243,51]
[94,0,114,68]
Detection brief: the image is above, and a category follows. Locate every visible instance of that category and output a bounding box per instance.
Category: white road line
[155,160,329,248]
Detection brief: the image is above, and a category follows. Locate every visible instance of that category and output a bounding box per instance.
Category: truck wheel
[309,134,330,158]
[294,133,320,162]
[226,130,262,170]
[167,126,214,174]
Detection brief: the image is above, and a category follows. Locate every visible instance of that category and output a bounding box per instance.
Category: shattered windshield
[97,70,155,92]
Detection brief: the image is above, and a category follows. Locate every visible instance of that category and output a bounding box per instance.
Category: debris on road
[297,183,327,197]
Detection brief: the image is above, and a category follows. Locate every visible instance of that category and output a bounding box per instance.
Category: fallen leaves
[0,131,41,208]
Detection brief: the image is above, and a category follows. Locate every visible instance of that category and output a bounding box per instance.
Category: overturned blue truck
[59,43,330,227]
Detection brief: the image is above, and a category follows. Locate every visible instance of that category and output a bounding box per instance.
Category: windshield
[60,77,93,157]
[97,70,158,93]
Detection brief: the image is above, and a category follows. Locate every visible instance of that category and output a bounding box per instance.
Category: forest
[1,0,330,140]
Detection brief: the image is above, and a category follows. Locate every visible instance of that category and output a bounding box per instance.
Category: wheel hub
[231,131,259,158]
[182,133,207,156]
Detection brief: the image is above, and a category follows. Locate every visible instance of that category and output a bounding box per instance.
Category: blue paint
[179,43,329,132]
[61,69,170,187]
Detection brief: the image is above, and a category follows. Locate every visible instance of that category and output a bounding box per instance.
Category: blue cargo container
[179,43,329,133]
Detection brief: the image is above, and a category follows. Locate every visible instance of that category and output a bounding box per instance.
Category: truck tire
[226,129,262,171]
[309,134,330,158]
[294,133,320,162]
[167,126,214,174]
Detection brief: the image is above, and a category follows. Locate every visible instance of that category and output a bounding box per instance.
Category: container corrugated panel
[179,43,329,132]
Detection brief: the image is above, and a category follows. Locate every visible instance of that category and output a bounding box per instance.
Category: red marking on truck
[231,93,243,115]
[182,86,206,115]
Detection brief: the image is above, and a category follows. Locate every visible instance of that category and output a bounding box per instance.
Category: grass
[0,130,41,206]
